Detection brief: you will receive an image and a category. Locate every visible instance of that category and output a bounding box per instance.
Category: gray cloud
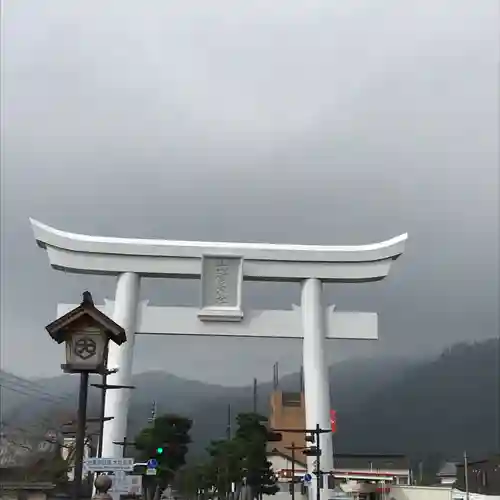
[1,0,498,385]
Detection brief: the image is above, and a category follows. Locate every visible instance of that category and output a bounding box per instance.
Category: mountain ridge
[1,339,497,462]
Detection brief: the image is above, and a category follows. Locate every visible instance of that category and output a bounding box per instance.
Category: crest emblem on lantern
[74,336,97,360]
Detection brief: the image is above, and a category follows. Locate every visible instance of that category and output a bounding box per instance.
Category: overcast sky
[1,0,498,386]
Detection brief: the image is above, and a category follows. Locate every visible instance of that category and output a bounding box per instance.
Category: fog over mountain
[2,339,498,460]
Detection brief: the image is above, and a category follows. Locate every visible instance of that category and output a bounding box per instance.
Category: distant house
[437,461,457,485]
[0,429,63,500]
[333,453,411,486]
[0,419,96,497]
[0,481,57,500]
[267,448,411,497]
[455,455,500,496]
[267,448,307,483]
[0,430,62,481]
[57,419,99,482]
[265,387,411,497]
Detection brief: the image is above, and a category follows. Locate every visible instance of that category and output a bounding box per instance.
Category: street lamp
[45,291,126,500]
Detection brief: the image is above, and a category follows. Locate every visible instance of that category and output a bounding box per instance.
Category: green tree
[234,412,279,498]
[174,463,212,500]
[135,414,192,492]
[206,438,244,498]
[176,412,278,500]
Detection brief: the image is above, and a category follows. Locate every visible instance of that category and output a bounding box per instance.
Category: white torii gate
[30,218,407,499]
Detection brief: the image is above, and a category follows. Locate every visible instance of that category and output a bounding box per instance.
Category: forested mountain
[334,339,499,461]
[1,339,498,464]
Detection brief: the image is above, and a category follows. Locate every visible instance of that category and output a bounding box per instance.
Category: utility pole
[148,400,157,424]
[68,416,110,496]
[272,426,331,500]
[113,437,136,456]
[285,443,308,500]
[226,404,232,440]
[314,424,321,500]
[273,362,280,389]
[464,450,469,500]
[253,378,258,413]
[73,372,89,500]
[225,405,232,500]
[90,367,129,458]
[91,368,135,494]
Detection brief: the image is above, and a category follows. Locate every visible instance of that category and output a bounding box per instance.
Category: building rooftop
[437,462,458,477]
[334,453,410,472]
[0,433,60,469]
[267,449,410,472]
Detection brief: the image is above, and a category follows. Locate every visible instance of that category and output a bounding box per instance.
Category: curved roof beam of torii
[30,218,408,282]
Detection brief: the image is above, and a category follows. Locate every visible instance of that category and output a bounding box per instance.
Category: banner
[330,409,337,433]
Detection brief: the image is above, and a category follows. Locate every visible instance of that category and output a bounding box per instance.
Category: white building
[268,450,412,499]
[437,462,457,486]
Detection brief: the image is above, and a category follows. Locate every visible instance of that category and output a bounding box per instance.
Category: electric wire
[0,372,74,402]
[0,383,69,404]
[0,373,95,475]
[0,375,77,448]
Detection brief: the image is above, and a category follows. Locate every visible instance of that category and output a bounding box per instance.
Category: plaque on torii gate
[30,218,407,500]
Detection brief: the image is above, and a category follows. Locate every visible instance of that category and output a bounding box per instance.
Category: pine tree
[235,413,279,497]
[191,412,279,499]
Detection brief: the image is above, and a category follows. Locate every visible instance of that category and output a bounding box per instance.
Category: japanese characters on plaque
[214,260,230,305]
[199,255,243,321]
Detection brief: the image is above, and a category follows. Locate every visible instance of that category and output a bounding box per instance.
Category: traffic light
[156,447,164,454]
[266,431,282,442]
[305,433,315,443]
[302,447,320,457]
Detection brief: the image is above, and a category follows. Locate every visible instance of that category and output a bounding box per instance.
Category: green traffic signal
[156,447,164,454]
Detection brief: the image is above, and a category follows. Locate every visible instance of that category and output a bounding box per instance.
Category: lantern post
[45,291,126,500]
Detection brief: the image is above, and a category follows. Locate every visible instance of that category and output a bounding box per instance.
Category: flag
[330,410,337,433]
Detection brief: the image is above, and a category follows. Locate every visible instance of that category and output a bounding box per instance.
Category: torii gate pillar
[30,219,407,500]
[102,272,140,457]
[302,278,333,468]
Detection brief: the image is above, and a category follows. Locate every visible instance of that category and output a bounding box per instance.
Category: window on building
[282,392,301,407]
[327,475,335,489]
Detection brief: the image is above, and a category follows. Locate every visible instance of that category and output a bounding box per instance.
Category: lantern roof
[45,291,126,345]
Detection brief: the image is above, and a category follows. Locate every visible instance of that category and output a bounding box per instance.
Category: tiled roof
[0,439,37,468]
[455,455,500,495]
[267,449,410,472]
[334,454,410,472]
[0,431,62,469]
[438,462,457,476]
[45,298,126,345]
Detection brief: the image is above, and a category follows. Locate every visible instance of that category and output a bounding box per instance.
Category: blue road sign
[147,458,158,469]
[303,473,312,483]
